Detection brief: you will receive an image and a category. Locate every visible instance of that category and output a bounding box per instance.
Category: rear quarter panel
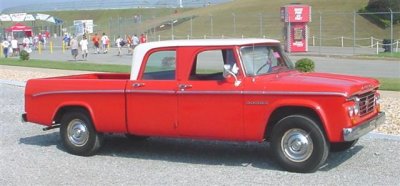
[25,77,128,133]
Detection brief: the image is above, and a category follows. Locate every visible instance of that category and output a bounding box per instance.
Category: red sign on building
[281,4,311,52]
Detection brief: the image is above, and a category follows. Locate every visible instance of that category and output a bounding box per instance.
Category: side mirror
[223,64,241,86]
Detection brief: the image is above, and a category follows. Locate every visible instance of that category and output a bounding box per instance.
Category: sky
[0,0,67,11]
[0,0,226,12]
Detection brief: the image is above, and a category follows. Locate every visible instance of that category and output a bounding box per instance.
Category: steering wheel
[256,60,272,75]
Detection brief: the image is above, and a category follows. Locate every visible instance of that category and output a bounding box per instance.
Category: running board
[43,124,61,131]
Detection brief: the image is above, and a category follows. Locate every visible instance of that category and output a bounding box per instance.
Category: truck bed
[25,73,130,133]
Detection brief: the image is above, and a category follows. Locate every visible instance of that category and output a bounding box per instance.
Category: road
[1,83,400,185]
[27,47,400,78]
[290,56,400,78]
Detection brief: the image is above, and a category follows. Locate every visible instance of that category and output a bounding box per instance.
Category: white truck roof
[130,39,281,80]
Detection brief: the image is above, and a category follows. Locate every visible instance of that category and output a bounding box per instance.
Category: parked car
[22,39,385,172]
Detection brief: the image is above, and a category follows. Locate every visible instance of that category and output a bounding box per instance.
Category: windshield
[240,45,294,76]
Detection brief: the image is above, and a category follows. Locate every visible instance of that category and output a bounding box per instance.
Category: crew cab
[23,39,385,173]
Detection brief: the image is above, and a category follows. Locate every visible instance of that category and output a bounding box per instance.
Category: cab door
[126,49,178,137]
[177,48,244,140]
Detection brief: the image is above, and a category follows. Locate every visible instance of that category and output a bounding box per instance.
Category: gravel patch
[0,65,398,135]
[1,67,400,184]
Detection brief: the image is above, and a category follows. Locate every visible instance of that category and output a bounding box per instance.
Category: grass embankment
[1,58,398,91]
[0,58,130,73]
[360,52,400,60]
[376,52,400,58]
[378,78,400,91]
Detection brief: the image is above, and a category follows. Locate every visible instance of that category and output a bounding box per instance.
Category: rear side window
[190,49,237,81]
[142,50,176,80]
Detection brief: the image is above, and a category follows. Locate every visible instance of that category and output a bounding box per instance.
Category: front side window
[142,50,176,80]
[240,45,294,76]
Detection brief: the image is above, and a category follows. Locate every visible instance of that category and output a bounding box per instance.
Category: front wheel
[60,111,103,156]
[270,115,329,173]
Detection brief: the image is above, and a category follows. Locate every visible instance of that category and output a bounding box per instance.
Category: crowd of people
[62,32,147,61]
[1,31,52,58]
[2,31,148,61]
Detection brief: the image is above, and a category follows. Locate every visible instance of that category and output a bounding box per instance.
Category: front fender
[265,98,332,141]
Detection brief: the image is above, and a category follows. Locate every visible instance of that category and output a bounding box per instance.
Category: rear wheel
[271,115,329,173]
[60,111,103,156]
[330,139,358,152]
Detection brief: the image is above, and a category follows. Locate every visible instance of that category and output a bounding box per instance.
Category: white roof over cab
[130,38,280,80]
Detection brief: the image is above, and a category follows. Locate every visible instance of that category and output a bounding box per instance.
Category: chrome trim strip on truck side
[177,90,243,95]
[32,90,125,97]
[33,89,347,97]
[178,90,346,97]
[242,91,347,97]
[343,112,386,141]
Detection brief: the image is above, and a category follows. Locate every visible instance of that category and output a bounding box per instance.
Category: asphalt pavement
[26,46,400,78]
[1,82,400,185]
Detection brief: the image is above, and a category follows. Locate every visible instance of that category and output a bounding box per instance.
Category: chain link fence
[106,11,399,54]
[1,11,398,55]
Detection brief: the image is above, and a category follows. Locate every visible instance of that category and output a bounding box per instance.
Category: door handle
[179,84,192,91]
[133,83,145,88]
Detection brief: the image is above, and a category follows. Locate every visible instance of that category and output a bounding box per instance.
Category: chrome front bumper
[343,112,386,141]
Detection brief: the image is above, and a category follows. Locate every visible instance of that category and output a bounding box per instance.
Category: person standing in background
[22,36,31,52]
[101,33,109,54]
[63,33,70,49]
[42,34,47,49]
[2,38,10,58]
[92,33,100,54]
[132,34,139,49]
[70,36,79,61]
[140,33,147,44]
[33,34,39,50]
[11,37,18,56]
[115,35,123,56]
[126,35,132,54]
[80,35,89,60]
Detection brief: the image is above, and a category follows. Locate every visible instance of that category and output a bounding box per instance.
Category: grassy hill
[4,0,397,46]
[156,0,400,46]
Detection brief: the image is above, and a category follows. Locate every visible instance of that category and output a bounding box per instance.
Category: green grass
[377,78,400,91]
[0,58,130,73]
[377,52,400,58]
[149,0,400,46]
[1,58,398,91]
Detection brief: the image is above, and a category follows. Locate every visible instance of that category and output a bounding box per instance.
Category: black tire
[330,139,358,152]
[270,115,329,173]
[60,111,103,156]
[125,134,149,141]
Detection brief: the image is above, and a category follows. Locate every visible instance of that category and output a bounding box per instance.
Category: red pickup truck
[23,39,385,173]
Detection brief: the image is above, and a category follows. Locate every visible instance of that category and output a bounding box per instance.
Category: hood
[257,71,380,97]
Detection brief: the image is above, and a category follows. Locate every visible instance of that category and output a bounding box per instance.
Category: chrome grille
[358,92,375,116]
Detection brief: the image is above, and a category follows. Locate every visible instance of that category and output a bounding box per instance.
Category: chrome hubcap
[67,119,89,147]
[281,128,313,162]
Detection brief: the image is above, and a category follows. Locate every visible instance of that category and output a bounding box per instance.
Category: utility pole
[179,0,183,8]
[389,8,393,53]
